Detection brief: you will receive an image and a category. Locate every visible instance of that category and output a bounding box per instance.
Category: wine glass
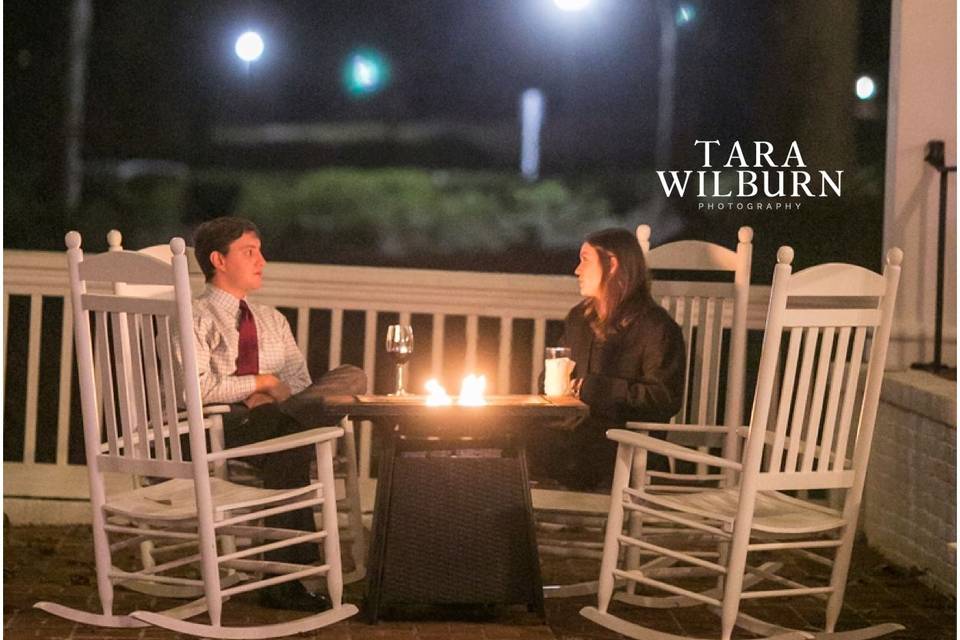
[385,324,414,395]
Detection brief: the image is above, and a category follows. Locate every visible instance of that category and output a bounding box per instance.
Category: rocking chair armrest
[176,404,232,421]
[99,412,227,454]
[606,429,743,471]
[623,420,743,434]
[207,426,344,462]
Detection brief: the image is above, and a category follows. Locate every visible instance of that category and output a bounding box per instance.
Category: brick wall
[863,370,957,596]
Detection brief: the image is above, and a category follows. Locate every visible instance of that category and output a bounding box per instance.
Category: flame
[424,378,452,406]
[458,374,487,406]
[424,374,487,406]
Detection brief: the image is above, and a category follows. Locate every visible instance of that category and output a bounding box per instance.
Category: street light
[235,31,264,63]
[676,4,696,26]
[855,75,877,101]
[343,49,389,97]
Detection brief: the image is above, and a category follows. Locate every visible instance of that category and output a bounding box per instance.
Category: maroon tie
[236,300,259,375]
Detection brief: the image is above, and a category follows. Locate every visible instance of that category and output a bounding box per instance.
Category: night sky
[7,1,889,169]
[5,1,891,273]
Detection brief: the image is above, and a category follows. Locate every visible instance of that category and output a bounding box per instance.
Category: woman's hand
[571,378,585,398]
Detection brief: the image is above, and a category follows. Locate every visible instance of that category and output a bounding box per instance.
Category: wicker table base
[367,435,542,621]
[322,395,587,622]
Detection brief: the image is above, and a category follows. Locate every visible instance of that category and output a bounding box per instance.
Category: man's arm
[275,312,312,396]
[194,314,258,404]
[578,315,686,422]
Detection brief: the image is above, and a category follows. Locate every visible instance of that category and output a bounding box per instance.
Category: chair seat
[104,477,320,521]
[651,488,845,534]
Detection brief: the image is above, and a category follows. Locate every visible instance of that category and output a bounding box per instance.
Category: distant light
[520,88,545,181]
[676,4,696,25]
[235,31,264,62]
[855,75,877,101]
[553,0,591,12]
[343,49,389,97]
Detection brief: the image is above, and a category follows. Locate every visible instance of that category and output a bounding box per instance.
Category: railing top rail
[4,248,772,325]
[5,249,582,316]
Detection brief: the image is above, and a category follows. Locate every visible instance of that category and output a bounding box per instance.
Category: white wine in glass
[385,324,414,395]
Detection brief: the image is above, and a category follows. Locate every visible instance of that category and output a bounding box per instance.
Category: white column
[882,0,957,368]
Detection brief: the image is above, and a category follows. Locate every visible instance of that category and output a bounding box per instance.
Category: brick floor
[4,524,955,639]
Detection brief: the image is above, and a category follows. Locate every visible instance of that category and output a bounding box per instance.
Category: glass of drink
[544,347,575,396]
[385,325,414,395]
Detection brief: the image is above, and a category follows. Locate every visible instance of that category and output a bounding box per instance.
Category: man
[192,216,367,611]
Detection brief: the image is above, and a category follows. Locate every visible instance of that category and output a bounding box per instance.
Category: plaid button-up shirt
[193,285,311,404]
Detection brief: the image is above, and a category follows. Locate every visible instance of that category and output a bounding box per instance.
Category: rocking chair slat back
[639,225,753,440]
[746,249,899,491]
[70,242,205,473]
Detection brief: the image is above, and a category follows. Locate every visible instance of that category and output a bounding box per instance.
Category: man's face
[212,231,266,296]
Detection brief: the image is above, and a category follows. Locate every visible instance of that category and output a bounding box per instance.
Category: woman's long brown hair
[583,228,654,339]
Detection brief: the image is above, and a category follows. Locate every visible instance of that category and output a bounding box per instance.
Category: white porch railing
[3,248,771,523]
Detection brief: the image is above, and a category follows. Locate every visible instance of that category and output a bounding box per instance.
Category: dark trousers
[525,418,669,492]
[222,365,368,564]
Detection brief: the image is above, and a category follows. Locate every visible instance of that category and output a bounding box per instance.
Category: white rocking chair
[35,233,358,638]
[104,230,230,601]
[542,225,753,599]
[581,246,905,640]
[106,229,367,587]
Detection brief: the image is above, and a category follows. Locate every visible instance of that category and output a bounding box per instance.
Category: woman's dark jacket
[563,297,686,429]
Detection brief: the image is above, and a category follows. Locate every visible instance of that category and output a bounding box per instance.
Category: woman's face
[575,242,604,298]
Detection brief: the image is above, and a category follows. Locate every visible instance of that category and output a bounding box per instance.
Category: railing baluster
[465,314,478,373]
[3,293,9,359]
[706,297,725,426]
[363,310,377,389]
[497,317,513,394]
[296,307,310,356]
[531,318,546,393]
[693,297,713,426]
[680,297,695,423]
[360,310,377,481]
[431,313,445,379]
[23,294,43,464]
[329,308,343,369]
[56,300,74,466]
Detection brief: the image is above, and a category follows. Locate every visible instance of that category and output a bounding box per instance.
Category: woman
[533,227,686,491]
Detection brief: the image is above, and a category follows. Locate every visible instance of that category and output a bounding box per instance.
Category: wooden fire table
[321,394,588,622]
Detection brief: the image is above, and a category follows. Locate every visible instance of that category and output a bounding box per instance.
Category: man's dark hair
[193,217,260,281]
